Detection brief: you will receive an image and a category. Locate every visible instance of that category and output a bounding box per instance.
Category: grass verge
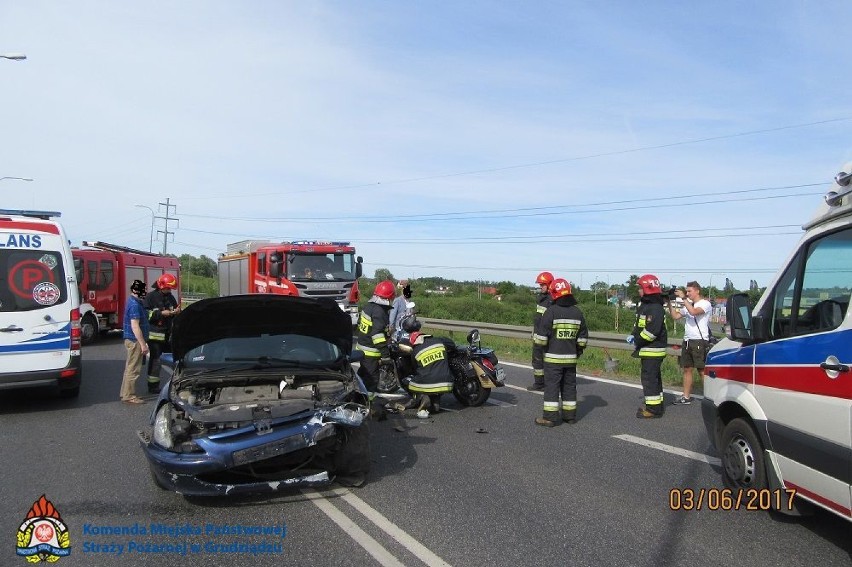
[425,327,701,394]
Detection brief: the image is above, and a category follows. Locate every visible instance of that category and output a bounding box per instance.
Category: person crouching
[398,331,454,419]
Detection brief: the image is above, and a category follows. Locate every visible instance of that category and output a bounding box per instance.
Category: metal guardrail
[181,293,207,304]
[419,317,683,356]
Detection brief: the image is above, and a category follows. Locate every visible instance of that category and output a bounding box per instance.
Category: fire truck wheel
[80,314,99,344]
[720,418,767,491]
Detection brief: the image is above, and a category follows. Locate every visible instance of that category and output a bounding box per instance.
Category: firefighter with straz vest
[527,271,554,391]
[630,274,668,418]
[397,331,454,419]
[533,278,588,427]
[356,280,395,392]
[144,273,180,394]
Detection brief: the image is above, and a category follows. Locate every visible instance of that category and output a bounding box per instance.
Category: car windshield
[183,333,342,368]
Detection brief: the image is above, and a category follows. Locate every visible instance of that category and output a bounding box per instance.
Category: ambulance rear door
[0,218,77,373]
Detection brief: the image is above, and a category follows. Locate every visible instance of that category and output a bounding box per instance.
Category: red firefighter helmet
[535,271,554,286]
[548,278,572,300]
[157,273,178,290]
[637,274,662,295]
[373,280,396,300]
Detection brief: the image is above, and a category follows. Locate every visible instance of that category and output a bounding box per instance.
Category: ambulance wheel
[81,314,99,344]
[720,418,767,490]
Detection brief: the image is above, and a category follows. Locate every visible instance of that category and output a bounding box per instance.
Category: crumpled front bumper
[137,407,365,496]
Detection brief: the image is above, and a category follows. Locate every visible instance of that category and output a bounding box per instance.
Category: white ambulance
[703,164,852,522]
[0,209,82,398]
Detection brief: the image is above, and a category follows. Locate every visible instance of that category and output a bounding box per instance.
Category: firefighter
[533,278,588,427]
[399,331,454,419]
[144,273,180,394]
[356,280,395,393]
[630,274,668,418]
[527,271,554,391]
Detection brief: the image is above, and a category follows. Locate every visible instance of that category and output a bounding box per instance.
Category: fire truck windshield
[288,252,357,282]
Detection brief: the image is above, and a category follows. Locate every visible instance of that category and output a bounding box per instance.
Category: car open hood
[170,295,353,360]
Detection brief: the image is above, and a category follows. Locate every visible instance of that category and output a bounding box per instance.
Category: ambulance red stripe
[706,364,852,400]
[0,220,60,234]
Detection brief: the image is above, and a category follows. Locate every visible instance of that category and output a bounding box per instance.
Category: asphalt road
[0,337,849,567]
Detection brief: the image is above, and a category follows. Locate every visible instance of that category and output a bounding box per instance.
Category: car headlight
[152,404,174,450]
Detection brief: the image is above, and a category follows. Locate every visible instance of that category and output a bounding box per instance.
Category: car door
[754,226,852,519]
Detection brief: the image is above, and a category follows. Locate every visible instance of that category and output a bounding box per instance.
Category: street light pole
[0,53,26,61]
[134,204,155,253]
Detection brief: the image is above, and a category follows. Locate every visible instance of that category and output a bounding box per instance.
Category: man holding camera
[668,281,712,405]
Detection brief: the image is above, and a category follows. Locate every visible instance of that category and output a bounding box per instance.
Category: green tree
[374,268,394,282]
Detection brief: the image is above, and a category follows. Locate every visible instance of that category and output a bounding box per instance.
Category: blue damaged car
[137,295,371,496]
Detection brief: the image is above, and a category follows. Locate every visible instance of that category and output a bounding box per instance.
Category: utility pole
[156,198,179,255]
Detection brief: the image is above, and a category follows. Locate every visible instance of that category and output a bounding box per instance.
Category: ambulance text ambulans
[0,209,82,398]
[703,163,852,522]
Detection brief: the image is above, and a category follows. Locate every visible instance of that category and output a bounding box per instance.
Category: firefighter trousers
[640,357,665,415]
[531,343,545,386]
[358,357,381,392]
[146,340,166,392]
[542,364,577,421]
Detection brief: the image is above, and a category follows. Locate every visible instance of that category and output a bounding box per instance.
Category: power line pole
[155,198,179,255]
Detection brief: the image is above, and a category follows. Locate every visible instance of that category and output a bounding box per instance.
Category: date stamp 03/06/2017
[668,488,797,512]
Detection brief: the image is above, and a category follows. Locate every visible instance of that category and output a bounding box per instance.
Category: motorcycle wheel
[451,359,490,407]
[376,363,400,394]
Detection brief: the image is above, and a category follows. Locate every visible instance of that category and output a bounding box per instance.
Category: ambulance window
[0,250,68,312]
[797,229,851,334]
[770,228,852,338]
[768,252,800,339]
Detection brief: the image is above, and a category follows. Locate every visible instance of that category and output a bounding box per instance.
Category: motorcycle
[376,322,505,407]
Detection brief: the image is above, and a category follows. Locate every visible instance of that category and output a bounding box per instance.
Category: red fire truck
[72,241,181,344]
[218,240,363,324]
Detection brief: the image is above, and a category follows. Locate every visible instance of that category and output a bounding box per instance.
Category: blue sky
[2,1,851,292]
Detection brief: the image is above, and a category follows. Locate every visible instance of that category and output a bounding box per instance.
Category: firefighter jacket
[403,334,454,394]
[356,300,391,359]
[631,294,668,358]
[144,288,179,343]
[533,295,589,366]
[534,292,552,329]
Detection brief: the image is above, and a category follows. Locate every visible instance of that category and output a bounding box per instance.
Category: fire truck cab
[218,240,363,324]
[703,163,852,522]
[72,241,180,343]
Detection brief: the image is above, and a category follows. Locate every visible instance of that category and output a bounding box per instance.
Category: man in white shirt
[668,281,712,405]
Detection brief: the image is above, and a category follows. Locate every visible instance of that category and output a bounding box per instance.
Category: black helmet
[130,279,147,298]
[401,315,421,333]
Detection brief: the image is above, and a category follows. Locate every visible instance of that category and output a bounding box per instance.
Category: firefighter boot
[535,417,558,428]
[636,405,663,419]
[147,377,161,395]
[562,409,577,424]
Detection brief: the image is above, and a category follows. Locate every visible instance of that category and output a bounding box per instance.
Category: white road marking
[333,488,453,567]
[306,491,407,567]
[613,434,721,466]
[500,360,704,400]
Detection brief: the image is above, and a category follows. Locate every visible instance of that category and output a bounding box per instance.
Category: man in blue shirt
[120,279,150,404]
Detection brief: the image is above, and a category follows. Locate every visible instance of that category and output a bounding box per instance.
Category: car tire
[59,385,80,399]
[720,418,767,490]
[333,422,371,487]
[81,314,99,345]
